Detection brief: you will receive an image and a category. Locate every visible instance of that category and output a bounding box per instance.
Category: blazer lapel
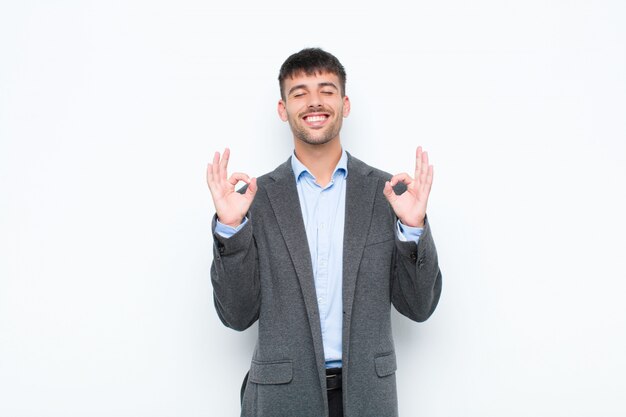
[264,158,328,388]
[342,154,379,362]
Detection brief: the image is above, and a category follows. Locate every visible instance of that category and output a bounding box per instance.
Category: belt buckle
[326,373,340,391]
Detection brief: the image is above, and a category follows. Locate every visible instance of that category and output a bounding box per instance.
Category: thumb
[245,177,258,198]
[382,180,396,203]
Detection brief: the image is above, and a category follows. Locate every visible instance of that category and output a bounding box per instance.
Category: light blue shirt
[215,150,423,368]
[290,151,348,368]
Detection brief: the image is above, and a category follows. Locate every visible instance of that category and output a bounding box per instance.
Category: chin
[298,135,336,146]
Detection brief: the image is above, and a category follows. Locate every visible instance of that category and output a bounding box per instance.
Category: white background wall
[1,1,625,416]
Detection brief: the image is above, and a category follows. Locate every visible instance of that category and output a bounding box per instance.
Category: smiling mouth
[303,113,330,127]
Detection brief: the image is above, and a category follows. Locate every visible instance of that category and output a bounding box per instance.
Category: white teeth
[306,115,327,122]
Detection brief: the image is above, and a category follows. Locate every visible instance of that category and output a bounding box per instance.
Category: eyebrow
[288,82,339,96]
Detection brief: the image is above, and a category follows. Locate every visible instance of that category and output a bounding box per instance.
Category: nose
[306,91,323,109]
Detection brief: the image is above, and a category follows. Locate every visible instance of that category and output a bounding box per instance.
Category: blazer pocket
[249,359,293,385]
[374,351,397,377]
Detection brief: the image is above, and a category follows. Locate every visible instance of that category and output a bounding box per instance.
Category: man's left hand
[383,146,434,228]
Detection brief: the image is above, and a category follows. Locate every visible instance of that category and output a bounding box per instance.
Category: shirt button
[319,223,325,230]
[318,297,324,304]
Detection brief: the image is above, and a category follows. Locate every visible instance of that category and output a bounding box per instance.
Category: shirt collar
[291,149,348,182]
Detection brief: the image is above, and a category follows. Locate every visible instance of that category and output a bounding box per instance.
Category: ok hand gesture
[206,148,257,228]
[383,146,434,228]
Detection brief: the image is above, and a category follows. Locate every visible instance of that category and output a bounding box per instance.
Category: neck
[293,138,342,187]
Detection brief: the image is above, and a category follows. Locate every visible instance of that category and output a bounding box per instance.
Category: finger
[415,147,423,179]
[206,163,221,198]
[208,156,220,187]
[219,148,230,181]
[424,165,434,193]
[422,150,429,174]
[212,151,221,184]
[418,151,429,186]
[206,163,214,187]
[228,172,251,186]
[389,172,413,187]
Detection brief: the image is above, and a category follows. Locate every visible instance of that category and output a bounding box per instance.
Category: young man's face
[278,71,350,146]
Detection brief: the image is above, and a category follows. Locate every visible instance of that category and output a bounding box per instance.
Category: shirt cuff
[215,217,248,238]
[396,220,423,243]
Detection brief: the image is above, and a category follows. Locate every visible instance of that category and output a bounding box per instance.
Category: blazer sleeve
[391,216,442,322]
[210,215,261,331]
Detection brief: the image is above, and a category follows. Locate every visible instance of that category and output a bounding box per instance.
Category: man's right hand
[206,148,257,228]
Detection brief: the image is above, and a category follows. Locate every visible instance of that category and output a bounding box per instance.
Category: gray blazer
[211,153,442,417]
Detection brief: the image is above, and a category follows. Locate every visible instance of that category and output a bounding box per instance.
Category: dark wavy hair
[278,48,347,100]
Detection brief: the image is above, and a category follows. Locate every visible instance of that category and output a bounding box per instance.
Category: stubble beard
[288,111,343,146]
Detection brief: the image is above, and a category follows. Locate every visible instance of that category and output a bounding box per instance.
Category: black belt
[325,367,342,391]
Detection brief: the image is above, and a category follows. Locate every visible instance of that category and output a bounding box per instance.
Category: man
[207,48,442,417]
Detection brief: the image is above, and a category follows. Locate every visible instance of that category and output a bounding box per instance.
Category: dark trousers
[240,369,344,417]
[326,367,343,417]
[327,386,343,417]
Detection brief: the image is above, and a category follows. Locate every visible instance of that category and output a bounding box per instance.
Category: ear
[277,100,288,122]
[342,95,351,118]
